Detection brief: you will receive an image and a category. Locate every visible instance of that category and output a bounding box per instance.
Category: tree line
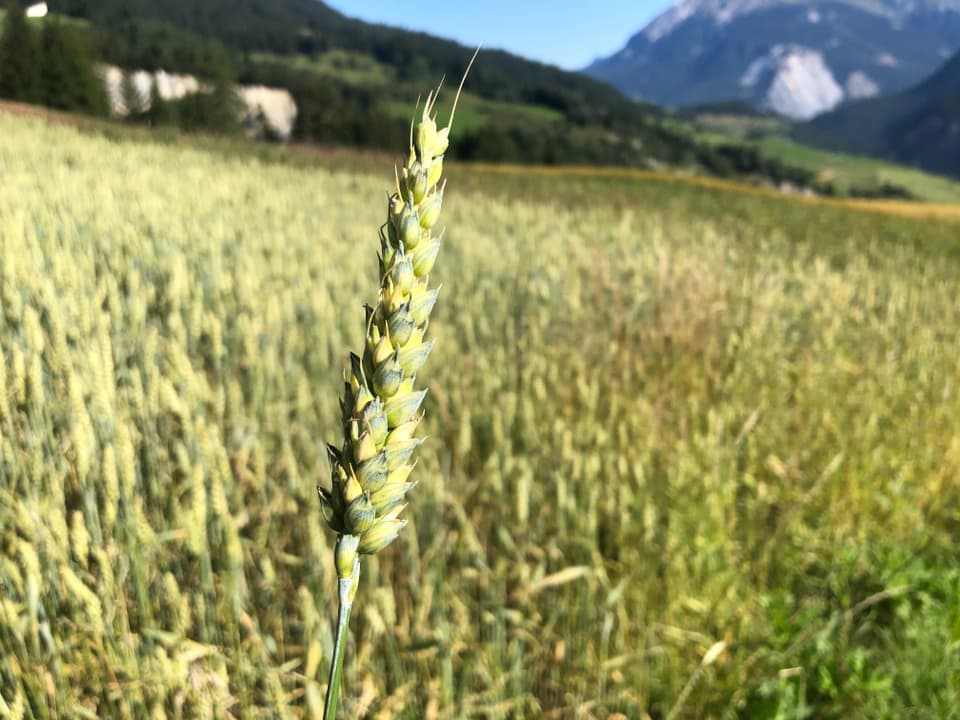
[0,0,243,133]
[0,1,106,114]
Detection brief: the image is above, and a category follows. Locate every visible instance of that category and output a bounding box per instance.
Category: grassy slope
[756,136,960,202]
[1,111,959,719]
[382,93,566,140]
[248,50,566,130]
[683,112,786,139]
[685,111,960,202]
[249,49,396,87]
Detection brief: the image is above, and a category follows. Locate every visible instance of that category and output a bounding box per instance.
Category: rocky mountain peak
[586,0,960,118]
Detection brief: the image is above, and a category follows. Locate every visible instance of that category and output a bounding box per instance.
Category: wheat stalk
[318,53,477,718]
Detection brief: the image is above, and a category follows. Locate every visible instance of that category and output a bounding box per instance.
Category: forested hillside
[0,2,106,115]
[6,0,820,183]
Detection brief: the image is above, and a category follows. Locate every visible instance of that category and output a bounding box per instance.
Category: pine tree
[178,51,242,134]
[37,20,107,115]
[0,0,40,102]
[37,22,73,109]
[205,63,243,133]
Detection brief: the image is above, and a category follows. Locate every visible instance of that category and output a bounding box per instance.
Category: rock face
[844,71,880,99]
[740,44,844,118]
[584,0,960,119]
[103,67,199,113]
[237,86,299,140]
[102,66,298,139]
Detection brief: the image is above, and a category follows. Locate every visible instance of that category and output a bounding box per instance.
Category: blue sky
[324,1,675,70]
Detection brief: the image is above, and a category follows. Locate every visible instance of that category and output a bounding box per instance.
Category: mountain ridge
[585,0,960,119]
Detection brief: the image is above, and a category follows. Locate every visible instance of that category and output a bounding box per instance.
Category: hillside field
[755,136,960,204]
[684,114,960,204]
[0,113,958,719]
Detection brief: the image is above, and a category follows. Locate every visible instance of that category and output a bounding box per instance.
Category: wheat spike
[318,86,461,576]
[319,51,477,718]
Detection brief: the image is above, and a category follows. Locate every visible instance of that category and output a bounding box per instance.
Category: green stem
[323,569,357,720]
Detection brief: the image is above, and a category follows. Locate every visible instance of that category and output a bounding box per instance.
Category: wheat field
[0,114,958,719]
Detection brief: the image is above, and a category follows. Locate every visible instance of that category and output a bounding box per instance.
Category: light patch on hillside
[238,86,298,140]
[644,0,771,41]
[644,0,699,41]
[765,50,843,119]
[742,45,844,119]
[845,71,880,98]
[103,67,199,114]
[102,66,297,139]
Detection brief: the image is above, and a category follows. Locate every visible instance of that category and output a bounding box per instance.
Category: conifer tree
[37,21,107,115]
[0,0,40,102]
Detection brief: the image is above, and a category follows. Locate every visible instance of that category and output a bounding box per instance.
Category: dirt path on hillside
[0,100,87,128]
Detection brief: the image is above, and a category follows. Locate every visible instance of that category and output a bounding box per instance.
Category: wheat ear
[318,51,477,719]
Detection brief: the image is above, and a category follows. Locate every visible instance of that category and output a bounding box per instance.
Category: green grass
[681,111,960,203]
[756,136,960,202]
[247,51,565,143]
[684,112,786,140]
[384,92,564,140]
[247,48,566,139]
[250,49,396,86]
[0,112,958,719]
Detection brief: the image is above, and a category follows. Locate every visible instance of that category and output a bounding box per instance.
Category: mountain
[796,48,960,178]
[585,0,960,120]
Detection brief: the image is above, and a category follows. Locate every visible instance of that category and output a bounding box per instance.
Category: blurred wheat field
[0,113,958,719]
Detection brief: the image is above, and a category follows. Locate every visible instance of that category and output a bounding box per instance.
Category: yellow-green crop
[0,102,958,719]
